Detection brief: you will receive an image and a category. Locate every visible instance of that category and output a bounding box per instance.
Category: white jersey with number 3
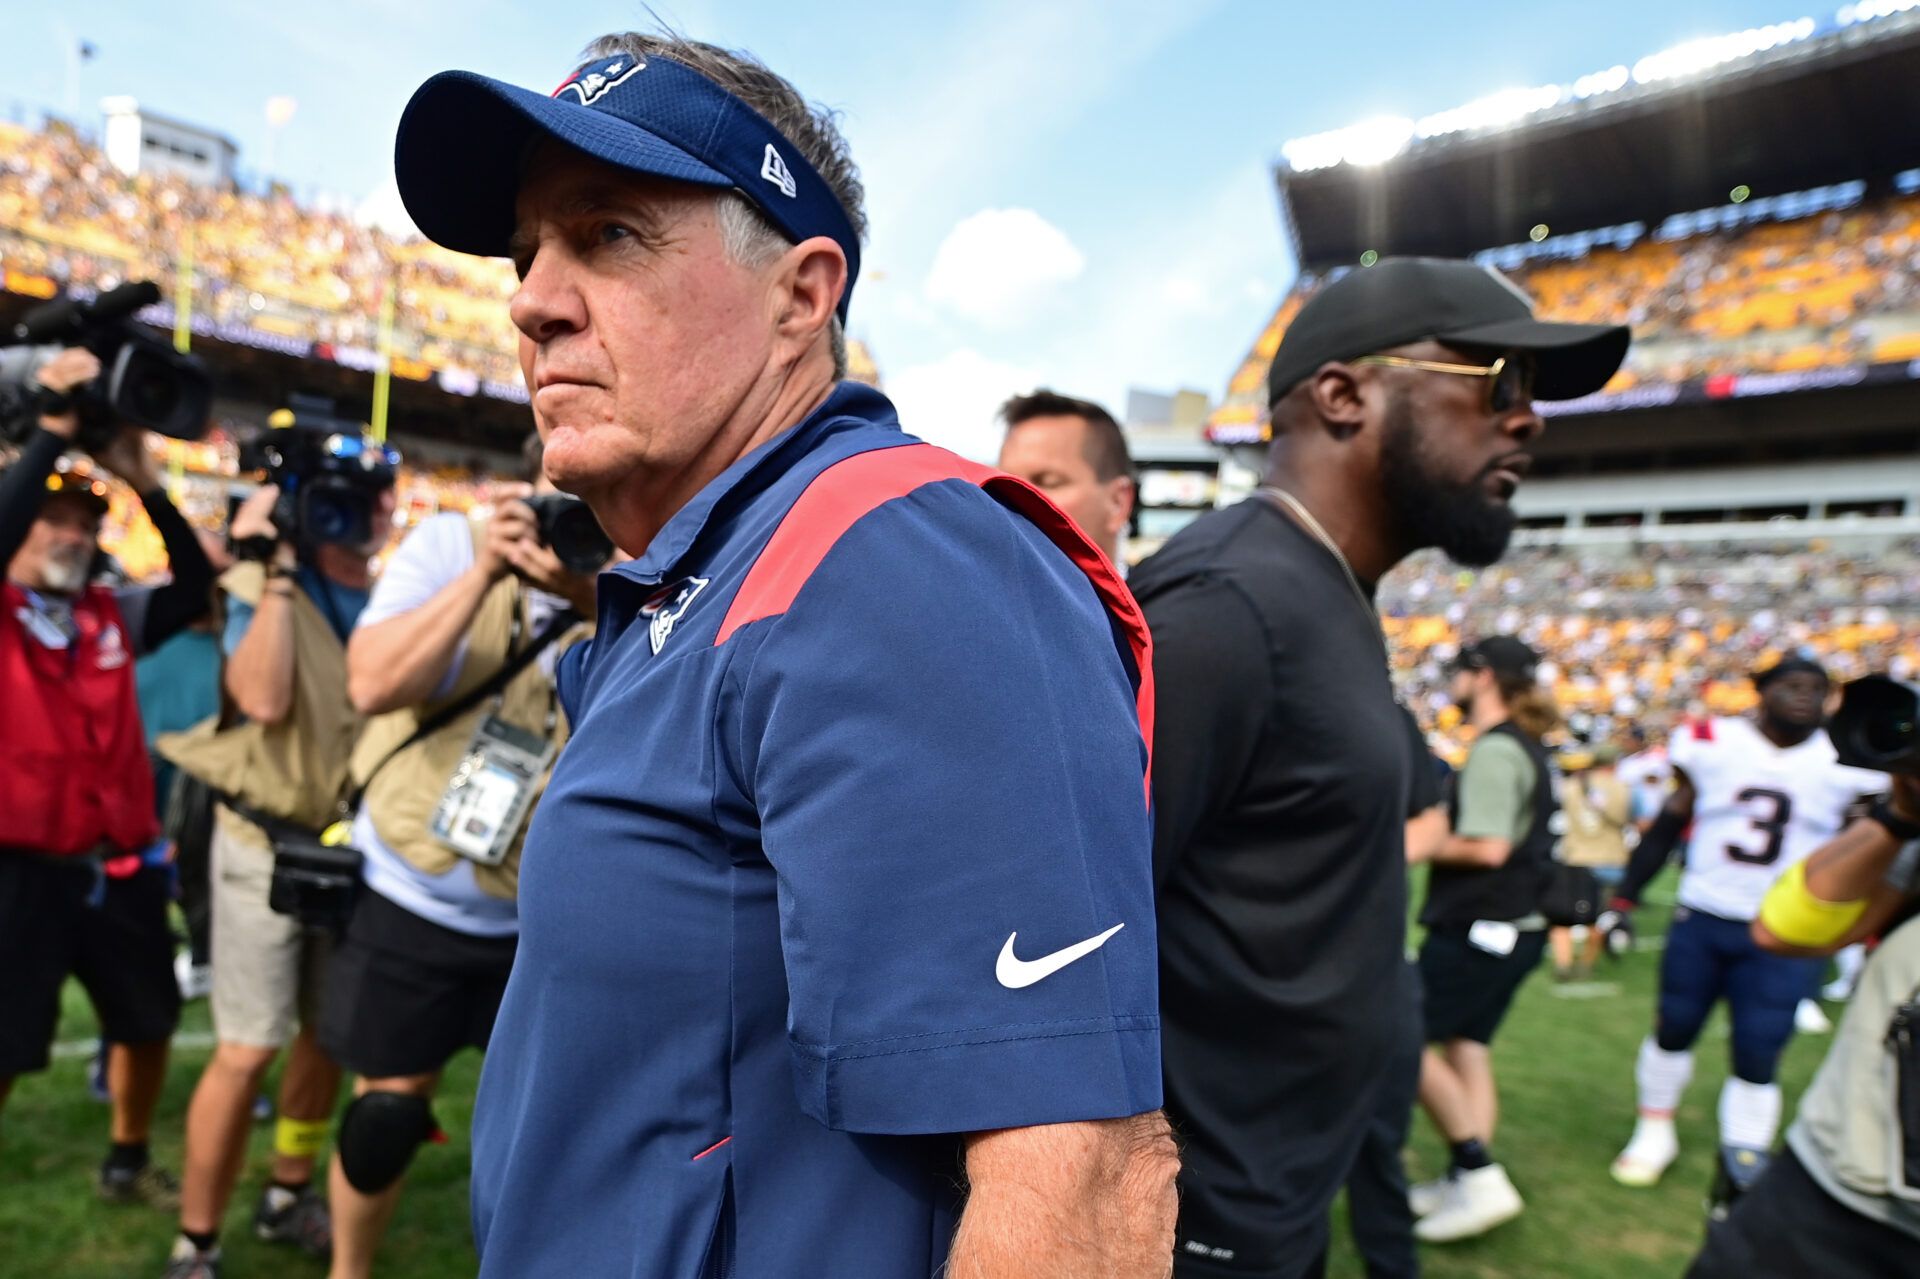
[1669,717,1884,921]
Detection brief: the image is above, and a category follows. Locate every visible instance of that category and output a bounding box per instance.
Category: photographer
[1689,775,1920,1277]
[0,347,213,1207]
[295,437,596,1279]
[159,424,397,1275]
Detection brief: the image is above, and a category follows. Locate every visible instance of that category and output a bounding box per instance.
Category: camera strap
[344,603,580,813]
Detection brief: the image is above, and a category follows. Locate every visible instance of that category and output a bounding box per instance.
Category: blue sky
[14,0,1814,457]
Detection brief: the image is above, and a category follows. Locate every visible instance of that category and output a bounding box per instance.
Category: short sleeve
[357,513,476,629]
[1668,724,1704,777]
[355,513,478,697]
[1454,734,1533,842]
[1139,574,1271,886]
[734,483,1160,1136]
[1401,706,1443,816]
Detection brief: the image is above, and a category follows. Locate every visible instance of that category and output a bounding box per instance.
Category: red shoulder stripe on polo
[713,441,1154,807]
[1692,718,1715,742]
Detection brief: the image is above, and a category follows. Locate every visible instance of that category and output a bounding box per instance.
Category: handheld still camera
[1830,676,1920,775]
[0,281,213,446]
[521,492,613,575]
[235,395,399,557]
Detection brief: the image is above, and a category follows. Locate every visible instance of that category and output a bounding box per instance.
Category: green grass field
[0,884,1834,1278]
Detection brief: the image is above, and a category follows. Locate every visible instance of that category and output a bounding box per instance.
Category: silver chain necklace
[1256,485,1387,657]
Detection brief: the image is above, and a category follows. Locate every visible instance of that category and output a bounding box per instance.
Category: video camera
[522,493,613,575]
[1831,675,1920,774]
[0,281,213,447]
[235,395,399,556]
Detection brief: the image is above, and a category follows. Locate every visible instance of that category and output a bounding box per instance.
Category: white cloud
[355,176,418,238]
[887,348,1042,463]
[923,208,1086,328]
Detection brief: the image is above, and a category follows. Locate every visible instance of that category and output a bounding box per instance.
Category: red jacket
[1,579,158,857]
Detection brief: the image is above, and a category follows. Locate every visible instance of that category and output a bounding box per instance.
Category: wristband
[1757,859,1868,949]
[31,385,74,417]
[1870,796,1920,843]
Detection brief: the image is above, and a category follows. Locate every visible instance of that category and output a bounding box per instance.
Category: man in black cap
[1405,635,1561,1244]
[1129,257,1627,1277]
[1607,654,1884,1222]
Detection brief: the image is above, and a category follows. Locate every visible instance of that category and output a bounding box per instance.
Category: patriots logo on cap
[552,56,646,106]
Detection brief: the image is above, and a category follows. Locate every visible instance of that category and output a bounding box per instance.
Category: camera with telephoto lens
[1830,675,1920,774]
[0,281,212,447]
[234,395,399,557]
[522,492,613,575]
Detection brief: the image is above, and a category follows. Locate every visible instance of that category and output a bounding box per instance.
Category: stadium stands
[0,117,526,392]
[1206,188,1920,441]
[1382,541,1920,760]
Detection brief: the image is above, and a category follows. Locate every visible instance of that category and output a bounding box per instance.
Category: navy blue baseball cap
[394,53,862,320]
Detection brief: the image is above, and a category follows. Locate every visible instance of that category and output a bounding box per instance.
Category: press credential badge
[429,715,556,865]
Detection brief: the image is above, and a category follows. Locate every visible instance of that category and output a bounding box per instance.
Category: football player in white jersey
[1604,656,1884,1212]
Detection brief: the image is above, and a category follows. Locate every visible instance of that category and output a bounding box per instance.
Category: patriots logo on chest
[640,577,710,655]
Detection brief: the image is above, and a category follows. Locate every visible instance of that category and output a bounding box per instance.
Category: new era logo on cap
[760,143,797,198]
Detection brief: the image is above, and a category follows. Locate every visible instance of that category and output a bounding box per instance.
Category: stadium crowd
[6,25,1920,1279]
[1382,542,1920,759]
[0,119,524,388]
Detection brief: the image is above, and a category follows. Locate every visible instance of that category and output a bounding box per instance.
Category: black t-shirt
[1131,497,1414,1268]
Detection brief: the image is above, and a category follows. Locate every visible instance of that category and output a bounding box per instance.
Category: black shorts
[1688,1146,1920,1278]
[0,858,181,1075]
[1418,925,1546,1045]
[319,887,517,1079]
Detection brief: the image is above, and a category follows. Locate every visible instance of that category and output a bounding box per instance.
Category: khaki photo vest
[157,561,363,845]
[348,520,586,901]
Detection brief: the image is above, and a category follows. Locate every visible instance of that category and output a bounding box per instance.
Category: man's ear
[771,235,848,363]
[1304,362,1367,440]
[1105,475,1138,542]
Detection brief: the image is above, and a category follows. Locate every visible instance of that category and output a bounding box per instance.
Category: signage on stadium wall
[1534,358,1920,418]
[1203,358,1920,444]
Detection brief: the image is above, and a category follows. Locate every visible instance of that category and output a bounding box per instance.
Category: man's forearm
[1803,813,1907,902]
[947,1113,1177,1279]
[346,563,495,714]
[134,487,214,649]
[0,427,65,570]
[1428,834,1510,868]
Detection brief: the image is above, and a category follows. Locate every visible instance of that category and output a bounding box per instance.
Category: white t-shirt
[351,512,566,938]
[1669,717,1885,921]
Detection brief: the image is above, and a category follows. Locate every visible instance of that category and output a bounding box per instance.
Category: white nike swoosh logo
[995,923,1125,989]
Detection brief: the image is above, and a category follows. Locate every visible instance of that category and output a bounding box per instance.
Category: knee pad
[336,1092,438,1195]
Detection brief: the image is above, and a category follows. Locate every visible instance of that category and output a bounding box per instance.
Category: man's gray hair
[577,33,867,377]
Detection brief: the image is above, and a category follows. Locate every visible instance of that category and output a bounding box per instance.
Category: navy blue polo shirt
[470,383,1160,1278]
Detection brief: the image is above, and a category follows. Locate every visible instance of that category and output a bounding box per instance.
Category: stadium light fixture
[1280,115,1415,171]
[1631,19,1816,85]
[1415,85,1566,139]
[1275,11,1906,174]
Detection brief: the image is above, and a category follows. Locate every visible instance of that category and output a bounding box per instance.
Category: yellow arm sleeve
[1756,859,1869,949]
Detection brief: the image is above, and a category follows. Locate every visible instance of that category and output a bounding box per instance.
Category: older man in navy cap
[391,33,1174,1279]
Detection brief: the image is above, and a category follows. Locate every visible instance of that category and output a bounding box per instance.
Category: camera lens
[1864,709,1917,756]
[117,348,182,427]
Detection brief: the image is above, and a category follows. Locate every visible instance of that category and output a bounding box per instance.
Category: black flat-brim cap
[1266,257,1630,408]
